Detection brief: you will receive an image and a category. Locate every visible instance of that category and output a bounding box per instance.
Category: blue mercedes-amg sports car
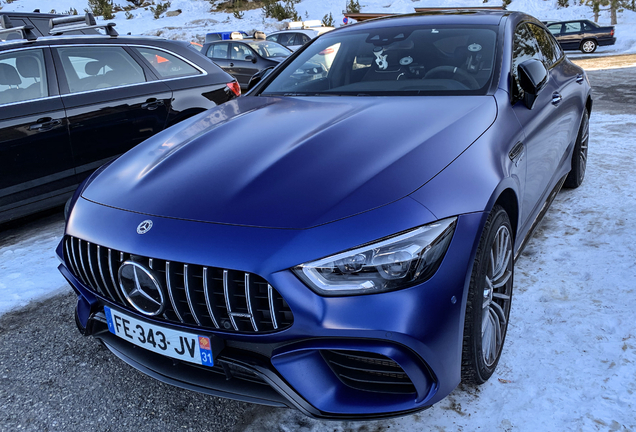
[57,10,591,419]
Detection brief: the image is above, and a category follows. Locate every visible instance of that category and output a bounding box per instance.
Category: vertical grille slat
[245,274,258,332]
[203,267,220,329]
[223,270,239,331]
[63,236,292,334]
[108,248,127,304]
[184,264,201,326]
[267,284,279,330]
[96,245,116,301]
[166,261,185,323]
[86,243,104,296]
[76,239,95,291]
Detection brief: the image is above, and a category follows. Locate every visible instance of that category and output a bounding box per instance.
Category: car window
[563,21,582,33]
[266,34,278,42]
[546,23,562,35]
[582,21,598,31]
[295,33,311,45]
[262,26,498,96]
[245,42,290,58]
[276,33,296,46]
[528,23,559,67]
[0,49,48,105]
[208,42,229,59]
[230,43,252,61]
[56,46,146,94]
[512,23,543,100]
[135,47,201,78]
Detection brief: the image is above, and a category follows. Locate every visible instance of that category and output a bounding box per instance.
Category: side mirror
[245,55,257,64]
[517,59,548,109]
[247,66,274,92]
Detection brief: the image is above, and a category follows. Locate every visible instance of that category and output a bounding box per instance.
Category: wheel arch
[493,188,519,242]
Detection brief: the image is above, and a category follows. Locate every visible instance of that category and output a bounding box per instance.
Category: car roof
[339,10,512,31]
[0,33,182,50]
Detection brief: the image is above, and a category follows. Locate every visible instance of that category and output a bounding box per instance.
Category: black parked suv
[0,13,240,224]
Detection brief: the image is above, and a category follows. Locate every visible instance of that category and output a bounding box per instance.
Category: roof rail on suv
[49,12,118,37]
[0,15,38,41]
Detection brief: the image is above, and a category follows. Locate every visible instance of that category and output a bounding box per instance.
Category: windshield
[246,42,291,59]
[261,25,498,96]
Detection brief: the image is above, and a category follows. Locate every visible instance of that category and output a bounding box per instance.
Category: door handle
[141,99,165,110]
[551,92,562,106]
[28,118,62,131]
[576,74,585,84]
[229,62,234,67]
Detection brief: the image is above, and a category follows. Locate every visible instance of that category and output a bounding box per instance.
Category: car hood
[82,95,496,229]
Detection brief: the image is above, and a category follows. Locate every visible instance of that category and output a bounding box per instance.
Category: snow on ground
[0,216,67,315]
[3,0,636,54]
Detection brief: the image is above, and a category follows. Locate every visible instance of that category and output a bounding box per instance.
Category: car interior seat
[16,55,45,100]
[0,62,22,104]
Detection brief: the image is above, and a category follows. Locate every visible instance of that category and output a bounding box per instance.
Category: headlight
[293,217,457,296]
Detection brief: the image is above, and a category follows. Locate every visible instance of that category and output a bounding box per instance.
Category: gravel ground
[0,61,633,432]
[0,292,254,432]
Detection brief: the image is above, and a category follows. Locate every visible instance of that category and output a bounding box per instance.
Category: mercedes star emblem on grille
[137,220,153,234]
[118,261,165,316]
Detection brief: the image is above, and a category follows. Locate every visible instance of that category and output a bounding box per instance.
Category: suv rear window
[135,47,201,79]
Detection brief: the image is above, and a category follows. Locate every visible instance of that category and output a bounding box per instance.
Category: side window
[528,24,558,67]
[563,22,582,34]
[208,42,229,59]
[295,34,311,45]
[511,23,543,101]
[135,47,200,78]
[582,21,596,31]
[277,33,296,46]
[56,46,146,93]
[230,43,252,61]
[266,34,278,42]
[547,23,562,35]
[0,49,48,105]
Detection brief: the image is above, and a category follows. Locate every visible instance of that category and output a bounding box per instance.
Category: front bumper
[58,197,486,419]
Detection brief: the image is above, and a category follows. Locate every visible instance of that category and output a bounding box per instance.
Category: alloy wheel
[578,113,589,183]
[481,225,513,367]
[582,40,596,53]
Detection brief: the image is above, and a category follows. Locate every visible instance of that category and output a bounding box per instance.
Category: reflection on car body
[60,11,592,420]
[0,13,239,224]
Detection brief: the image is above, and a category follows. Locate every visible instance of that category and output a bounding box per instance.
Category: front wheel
[462,205,514,384]
[581,39,597,53]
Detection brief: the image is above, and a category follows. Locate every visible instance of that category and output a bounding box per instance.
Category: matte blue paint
[58,11,591,418]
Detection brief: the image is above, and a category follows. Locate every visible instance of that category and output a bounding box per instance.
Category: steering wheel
[424,66,479,89]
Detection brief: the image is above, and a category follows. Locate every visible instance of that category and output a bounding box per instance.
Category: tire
[564,110,589,189]
[461,205,514,384]
[581,39,597,53]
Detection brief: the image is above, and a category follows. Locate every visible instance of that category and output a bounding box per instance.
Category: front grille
[322,350,416,394]
[64,236,293,334]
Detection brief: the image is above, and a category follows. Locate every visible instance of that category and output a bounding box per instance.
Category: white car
[266,22,334,51]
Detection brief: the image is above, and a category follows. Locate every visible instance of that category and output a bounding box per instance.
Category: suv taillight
[227,81,241,97]
[611,28,615,37]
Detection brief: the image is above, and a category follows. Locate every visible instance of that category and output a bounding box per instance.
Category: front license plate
[104,306,214,367]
